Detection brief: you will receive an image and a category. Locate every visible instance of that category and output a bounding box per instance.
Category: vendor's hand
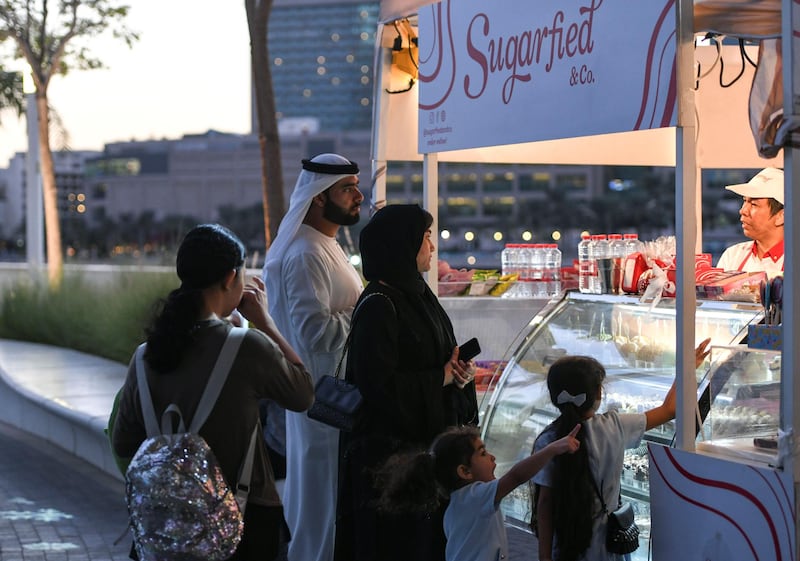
[444,346,473,388]
[695,337,711,369]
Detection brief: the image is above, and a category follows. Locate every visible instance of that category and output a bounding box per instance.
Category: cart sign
[648,445,796,560]
[417,0,677,153]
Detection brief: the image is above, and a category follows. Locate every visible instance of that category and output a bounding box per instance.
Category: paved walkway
[0,339,539,560]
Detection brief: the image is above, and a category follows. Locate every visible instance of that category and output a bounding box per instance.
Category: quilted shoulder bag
[306,292,395,431]
[590,474,640,555]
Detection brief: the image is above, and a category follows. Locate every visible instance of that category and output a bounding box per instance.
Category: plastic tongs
[759,278,771,323]
[770,275,783,325]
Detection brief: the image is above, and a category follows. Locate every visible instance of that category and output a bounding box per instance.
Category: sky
[0,0,253,167]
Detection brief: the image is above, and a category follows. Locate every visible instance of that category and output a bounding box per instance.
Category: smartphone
[458,337,481,361]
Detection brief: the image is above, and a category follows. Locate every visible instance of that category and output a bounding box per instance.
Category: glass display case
[695,345,781,464]
[479,291,764,559]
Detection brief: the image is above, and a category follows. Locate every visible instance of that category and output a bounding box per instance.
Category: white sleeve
[283,250,351,355]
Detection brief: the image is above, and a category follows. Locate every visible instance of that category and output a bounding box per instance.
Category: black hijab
[359,204,433,292]
[358,204,478,428]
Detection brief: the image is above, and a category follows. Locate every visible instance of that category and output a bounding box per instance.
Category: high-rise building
[262,0,379,133]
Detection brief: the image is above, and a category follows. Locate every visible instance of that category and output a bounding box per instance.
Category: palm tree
[0,67,23,118]
[245,0,286,248]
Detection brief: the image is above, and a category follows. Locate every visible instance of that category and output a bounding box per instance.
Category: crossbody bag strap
[588,471,609,515]
[589,472,623,515]
[333,292,396,380]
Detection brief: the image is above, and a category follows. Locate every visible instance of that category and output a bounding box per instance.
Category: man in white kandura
[263,153,364,561]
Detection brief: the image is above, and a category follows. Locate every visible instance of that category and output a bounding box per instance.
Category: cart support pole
[674,0,698,451]
[423,152,439,292]
[780,0,799,553]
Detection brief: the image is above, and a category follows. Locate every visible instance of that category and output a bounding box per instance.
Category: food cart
[371,1,798,559]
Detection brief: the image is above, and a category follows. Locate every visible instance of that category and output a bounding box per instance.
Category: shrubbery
[0,271,177,364]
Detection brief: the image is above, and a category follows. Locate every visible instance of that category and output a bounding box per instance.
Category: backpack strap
[189,326,247,433]
[135,343,160,438]
[134,326,248,437]
[235,420,260,513]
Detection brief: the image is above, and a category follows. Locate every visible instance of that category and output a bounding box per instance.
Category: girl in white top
[376,425,580,561]
[533,342,710,561]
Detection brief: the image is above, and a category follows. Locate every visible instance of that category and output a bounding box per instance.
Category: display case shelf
[695,345,781,464]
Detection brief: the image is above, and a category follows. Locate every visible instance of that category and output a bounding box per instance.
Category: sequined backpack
[125,327,258,561]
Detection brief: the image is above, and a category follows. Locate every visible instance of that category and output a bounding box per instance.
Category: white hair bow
[556,390,586,407]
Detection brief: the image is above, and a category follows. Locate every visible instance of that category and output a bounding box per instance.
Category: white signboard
[417,0,677,153]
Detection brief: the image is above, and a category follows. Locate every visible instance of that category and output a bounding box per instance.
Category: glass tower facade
[269,0,379,132]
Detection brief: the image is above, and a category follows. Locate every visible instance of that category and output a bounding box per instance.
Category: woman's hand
[443,346,474,388]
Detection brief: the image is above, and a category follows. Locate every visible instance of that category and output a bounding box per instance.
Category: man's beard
[323,197,361,226]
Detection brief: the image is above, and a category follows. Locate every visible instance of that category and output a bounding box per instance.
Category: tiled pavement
[0,421,131,561]
[0,339,539,560]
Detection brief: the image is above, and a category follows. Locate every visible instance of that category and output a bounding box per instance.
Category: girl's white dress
[533,411,646,561]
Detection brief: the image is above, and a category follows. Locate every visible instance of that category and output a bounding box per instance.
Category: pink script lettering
[464,0,603,104]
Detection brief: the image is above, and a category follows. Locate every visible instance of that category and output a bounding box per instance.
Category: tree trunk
[246,0,285,248]
[36,93,63,288]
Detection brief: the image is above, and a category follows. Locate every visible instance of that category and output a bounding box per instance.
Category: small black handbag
[307,371,363,432]
[605,501,640,554]
[306,293,394,432]
[591,475,640,555]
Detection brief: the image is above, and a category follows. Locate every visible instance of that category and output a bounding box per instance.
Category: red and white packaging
[697,270,766,300]
[663,254,714,297]
[621,252,648,294]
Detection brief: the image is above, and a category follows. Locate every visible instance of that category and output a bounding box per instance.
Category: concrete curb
[0,340,126,481]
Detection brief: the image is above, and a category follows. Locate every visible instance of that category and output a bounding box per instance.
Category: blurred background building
[0,0,756,268]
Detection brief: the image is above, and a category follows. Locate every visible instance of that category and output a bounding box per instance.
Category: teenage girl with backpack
[112,224,315,560]
[532,340,710,561]
[375,423,581,561]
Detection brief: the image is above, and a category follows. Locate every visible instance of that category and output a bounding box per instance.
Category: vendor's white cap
[725,167,784,205]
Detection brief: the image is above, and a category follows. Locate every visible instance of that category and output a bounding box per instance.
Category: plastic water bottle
[623,233,645,257]
[515,244,530,297]
[501,243,514,277]
[530,244,545,297]
[608,234,625,295]
[544,243,562,297]
[502,244,521,297]
[590,234,610,294]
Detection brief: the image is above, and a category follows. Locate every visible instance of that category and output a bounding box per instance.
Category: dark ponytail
[144,224,245,373]
[376,425,479,515]
[545,356,606,561]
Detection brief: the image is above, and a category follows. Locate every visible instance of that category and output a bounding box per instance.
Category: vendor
[716,167,784,279]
